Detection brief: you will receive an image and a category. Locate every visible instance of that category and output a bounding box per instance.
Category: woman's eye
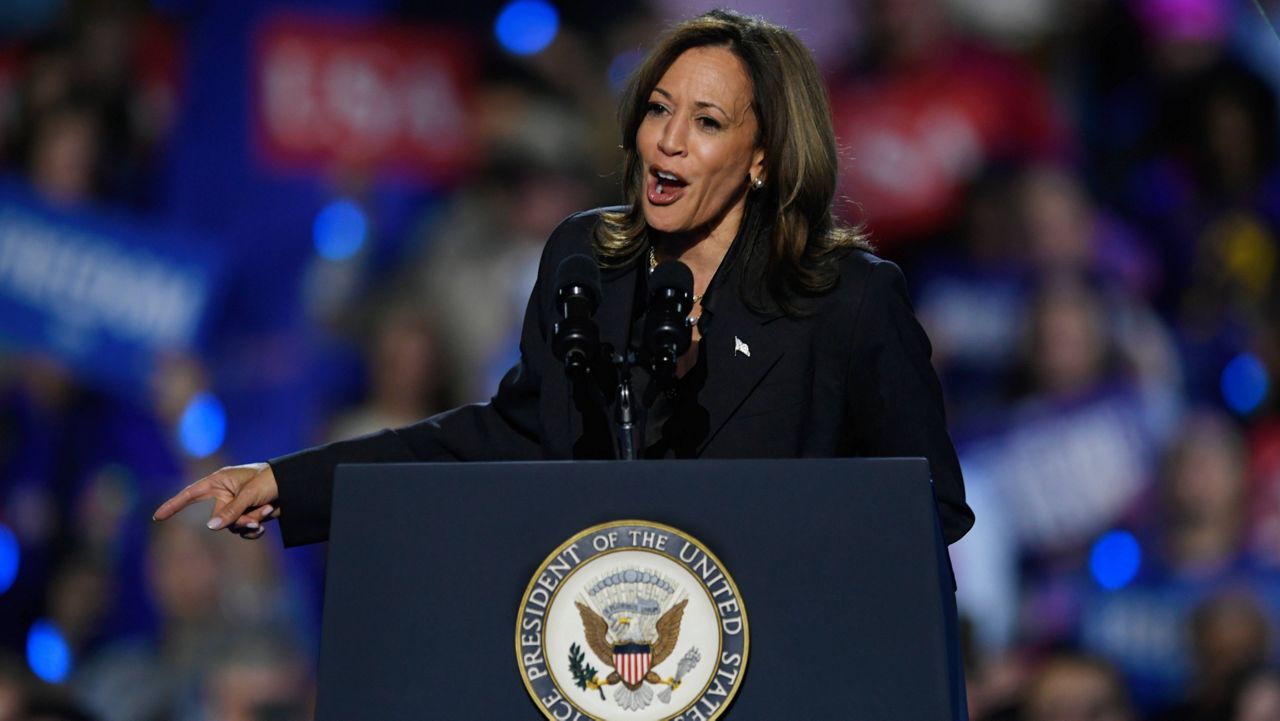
[697,116,721,130]
[646,102,668,116]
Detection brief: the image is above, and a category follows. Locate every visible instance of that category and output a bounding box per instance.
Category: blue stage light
[495,0,559,56]
[608,49,645,93]
[1221,352,1269,415]
[313,199,368,261]
[26,619,71,683]
[178,391,226,459]
[1090,530,1141,591]
[0,523,17,596]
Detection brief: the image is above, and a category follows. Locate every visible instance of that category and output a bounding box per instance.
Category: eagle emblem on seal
[568,568,701,711]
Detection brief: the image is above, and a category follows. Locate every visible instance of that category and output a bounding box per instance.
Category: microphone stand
[555,256,692,462]
[613,349,637,461]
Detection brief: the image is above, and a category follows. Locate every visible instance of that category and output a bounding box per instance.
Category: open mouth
[648,167,687,205]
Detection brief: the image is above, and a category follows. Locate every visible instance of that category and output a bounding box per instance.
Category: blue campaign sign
[0,180,225,396]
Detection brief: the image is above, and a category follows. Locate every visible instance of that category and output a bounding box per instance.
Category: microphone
[645,259,694,384]
[551,254,601,376]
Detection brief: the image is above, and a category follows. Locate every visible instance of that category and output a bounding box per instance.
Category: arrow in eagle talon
[658,648,701,703]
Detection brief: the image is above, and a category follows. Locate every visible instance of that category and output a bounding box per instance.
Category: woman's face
[636,46,765,243]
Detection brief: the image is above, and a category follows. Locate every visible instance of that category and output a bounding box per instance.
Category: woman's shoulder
[830,247,906,298]
[556,205,628,230]
[538,206,627,265]
[800,247,922,330]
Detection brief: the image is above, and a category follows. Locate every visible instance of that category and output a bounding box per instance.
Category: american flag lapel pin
[734,336,750,357]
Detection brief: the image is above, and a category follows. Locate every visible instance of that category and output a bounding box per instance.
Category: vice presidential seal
[516,520,748,721]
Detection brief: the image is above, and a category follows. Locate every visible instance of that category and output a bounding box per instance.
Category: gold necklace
[648,246,703,304]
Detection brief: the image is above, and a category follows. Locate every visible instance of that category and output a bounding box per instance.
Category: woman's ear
[750,148,765,186]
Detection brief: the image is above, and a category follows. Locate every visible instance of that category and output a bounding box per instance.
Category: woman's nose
[657,119,686,157]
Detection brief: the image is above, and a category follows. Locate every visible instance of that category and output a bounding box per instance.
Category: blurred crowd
[0,0,1276,719]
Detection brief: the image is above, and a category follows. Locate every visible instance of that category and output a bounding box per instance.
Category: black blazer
[270,208,975,548]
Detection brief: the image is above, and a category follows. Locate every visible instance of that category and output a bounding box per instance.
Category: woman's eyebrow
[694,100,729,116]
[653,87,730,117]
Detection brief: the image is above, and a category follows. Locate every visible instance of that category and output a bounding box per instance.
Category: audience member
[1079,413,1280,709]
[326,303,450,442]
[197,633,311,721]
[1020,653,1136,721]
[1232,667,1280,721]
[1154,591,1273,721]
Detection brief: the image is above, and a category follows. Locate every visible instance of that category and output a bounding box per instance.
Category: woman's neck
[652,203,744,290]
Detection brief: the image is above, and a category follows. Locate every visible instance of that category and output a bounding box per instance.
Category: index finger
[152,479,216,521]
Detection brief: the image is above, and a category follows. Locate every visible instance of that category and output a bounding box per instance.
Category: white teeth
[657,171,679,181]
[656,182,665,194]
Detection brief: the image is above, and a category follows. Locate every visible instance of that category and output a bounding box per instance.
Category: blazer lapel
[693,282,792,455]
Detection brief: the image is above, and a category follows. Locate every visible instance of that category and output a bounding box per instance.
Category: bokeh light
[1220,352,1269,415]
[495,0,559,56]
[0,523,17,596]
[608,48,645,93]
[178,391,227,458]
[1090,530,1142,591]
[26,619,71,683]
[313,199,368,261]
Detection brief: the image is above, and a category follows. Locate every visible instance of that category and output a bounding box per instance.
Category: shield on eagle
[614,643,651,686]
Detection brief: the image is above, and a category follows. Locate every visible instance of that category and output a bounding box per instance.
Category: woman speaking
[154,9,975,550]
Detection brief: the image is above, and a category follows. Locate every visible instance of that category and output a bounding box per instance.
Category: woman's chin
[642,206,686,235]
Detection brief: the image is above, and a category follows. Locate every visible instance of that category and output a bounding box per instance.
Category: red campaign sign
[830,46,1064,245]
[253,15,476,184]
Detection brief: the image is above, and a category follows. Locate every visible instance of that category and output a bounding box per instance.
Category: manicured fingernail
[207,518,224,530]
[245,521,260,530]
[259,505,274,517]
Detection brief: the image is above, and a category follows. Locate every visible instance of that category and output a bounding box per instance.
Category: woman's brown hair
[595,9,869,315]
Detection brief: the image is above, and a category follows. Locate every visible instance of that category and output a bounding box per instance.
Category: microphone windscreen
[555,254,601,297]
[649,259,693,295]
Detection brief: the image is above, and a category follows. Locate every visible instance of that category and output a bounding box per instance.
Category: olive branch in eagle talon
[574,598,688,692]
[568,643,605,700]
